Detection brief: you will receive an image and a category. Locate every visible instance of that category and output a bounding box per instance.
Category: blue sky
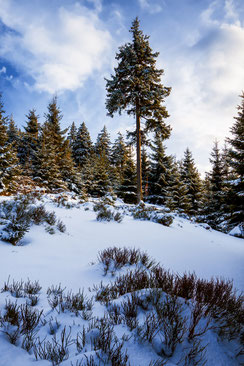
[0,0,243,174]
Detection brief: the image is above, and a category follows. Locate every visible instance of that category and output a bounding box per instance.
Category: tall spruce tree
[117,146,137,203]
[109,132,127,192]
[0,94,21,192]
[111,132,127,170]
[92,153,111,197]
[73,122,93,168]
[205,141,225,228]
[226,92,244,231]
[95,125,111,160]
[209,141,224,210]
[148,133,174,205]
[105,18,171,203]
[20,109,40,174]
[45,97,78,189]
[165,161,191,213]
[180,148,202,215]
[68,122,77,148]
[35,124,65,190]
[7,115,20,144]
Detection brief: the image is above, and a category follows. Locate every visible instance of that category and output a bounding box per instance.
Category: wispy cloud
[138,0,163,14]
[0,66,6,74]
[162,0,244,173]
[0,0,112,93]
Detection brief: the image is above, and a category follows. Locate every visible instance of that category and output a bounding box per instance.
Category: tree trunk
[136,101,142,203]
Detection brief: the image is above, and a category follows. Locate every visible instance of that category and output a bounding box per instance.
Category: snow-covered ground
[0,194,243,366]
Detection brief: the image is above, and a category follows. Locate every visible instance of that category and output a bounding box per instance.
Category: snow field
[0,194,243,366]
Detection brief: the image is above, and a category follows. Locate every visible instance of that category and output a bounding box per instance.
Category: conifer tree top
[105,17,171,140]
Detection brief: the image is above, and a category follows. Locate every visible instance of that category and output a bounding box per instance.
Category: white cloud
[0,0,112,93]
[138,0,163,14]
[161,0,244,174]
[0,66,6,74]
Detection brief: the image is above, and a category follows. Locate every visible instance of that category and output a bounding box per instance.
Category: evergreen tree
[226,92,244,230]
[73,122,93,168]
[117,147,137,203]
[35,124,65,190]
[33,98,78,190]
[180,148,202,215]
[148,133,173,205]
[105,17,171,203]
[20,109,40,174]
[204,141,226,228]
[201,173,212,217]
[67,122,77,148]
[221,143,231,182]
[7,114,20,144]
[95,125,111,160]
[111,132,127,170]
[209,141,224,210]
[81,153,96,196]
[0,94,21,192]
[111,132,128,187]
[165,161,191,213]
[91,153,111,197]
[141,146,150,198]
[44,97,78,188]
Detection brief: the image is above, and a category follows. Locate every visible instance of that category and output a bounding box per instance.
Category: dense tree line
[0,91,243,235]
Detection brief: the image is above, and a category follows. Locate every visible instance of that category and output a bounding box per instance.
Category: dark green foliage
[7,115,20,144]
[148,133,175,205]
[164,161,191,213]
[180,148,202,215]
[0,94,21,192]
[95,125,111,160]
[111,132,128,190]
[209,141,224,209]
[117,147,137,203]
[67,121,77,149]
[19,109,40,174]
[73,122,93,168]
[226,92,244,231]
[34,97,79,190]
[105,18,171,139]
[105,18,171,202]
[202,141,226,229]
[35,123,65,190]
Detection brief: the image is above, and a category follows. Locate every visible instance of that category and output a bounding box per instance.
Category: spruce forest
[1,90,244,235]
[0,16,243,366]
[0,21,243,236]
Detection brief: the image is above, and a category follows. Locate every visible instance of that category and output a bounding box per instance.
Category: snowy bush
[0,199,31,245]
[0,300,43,347]
[0,249,242,365]
[0,195,66,245]
[132,202,173,227]
[47,289,93,317]
[94,201,123,223]
[98,247,155,274]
